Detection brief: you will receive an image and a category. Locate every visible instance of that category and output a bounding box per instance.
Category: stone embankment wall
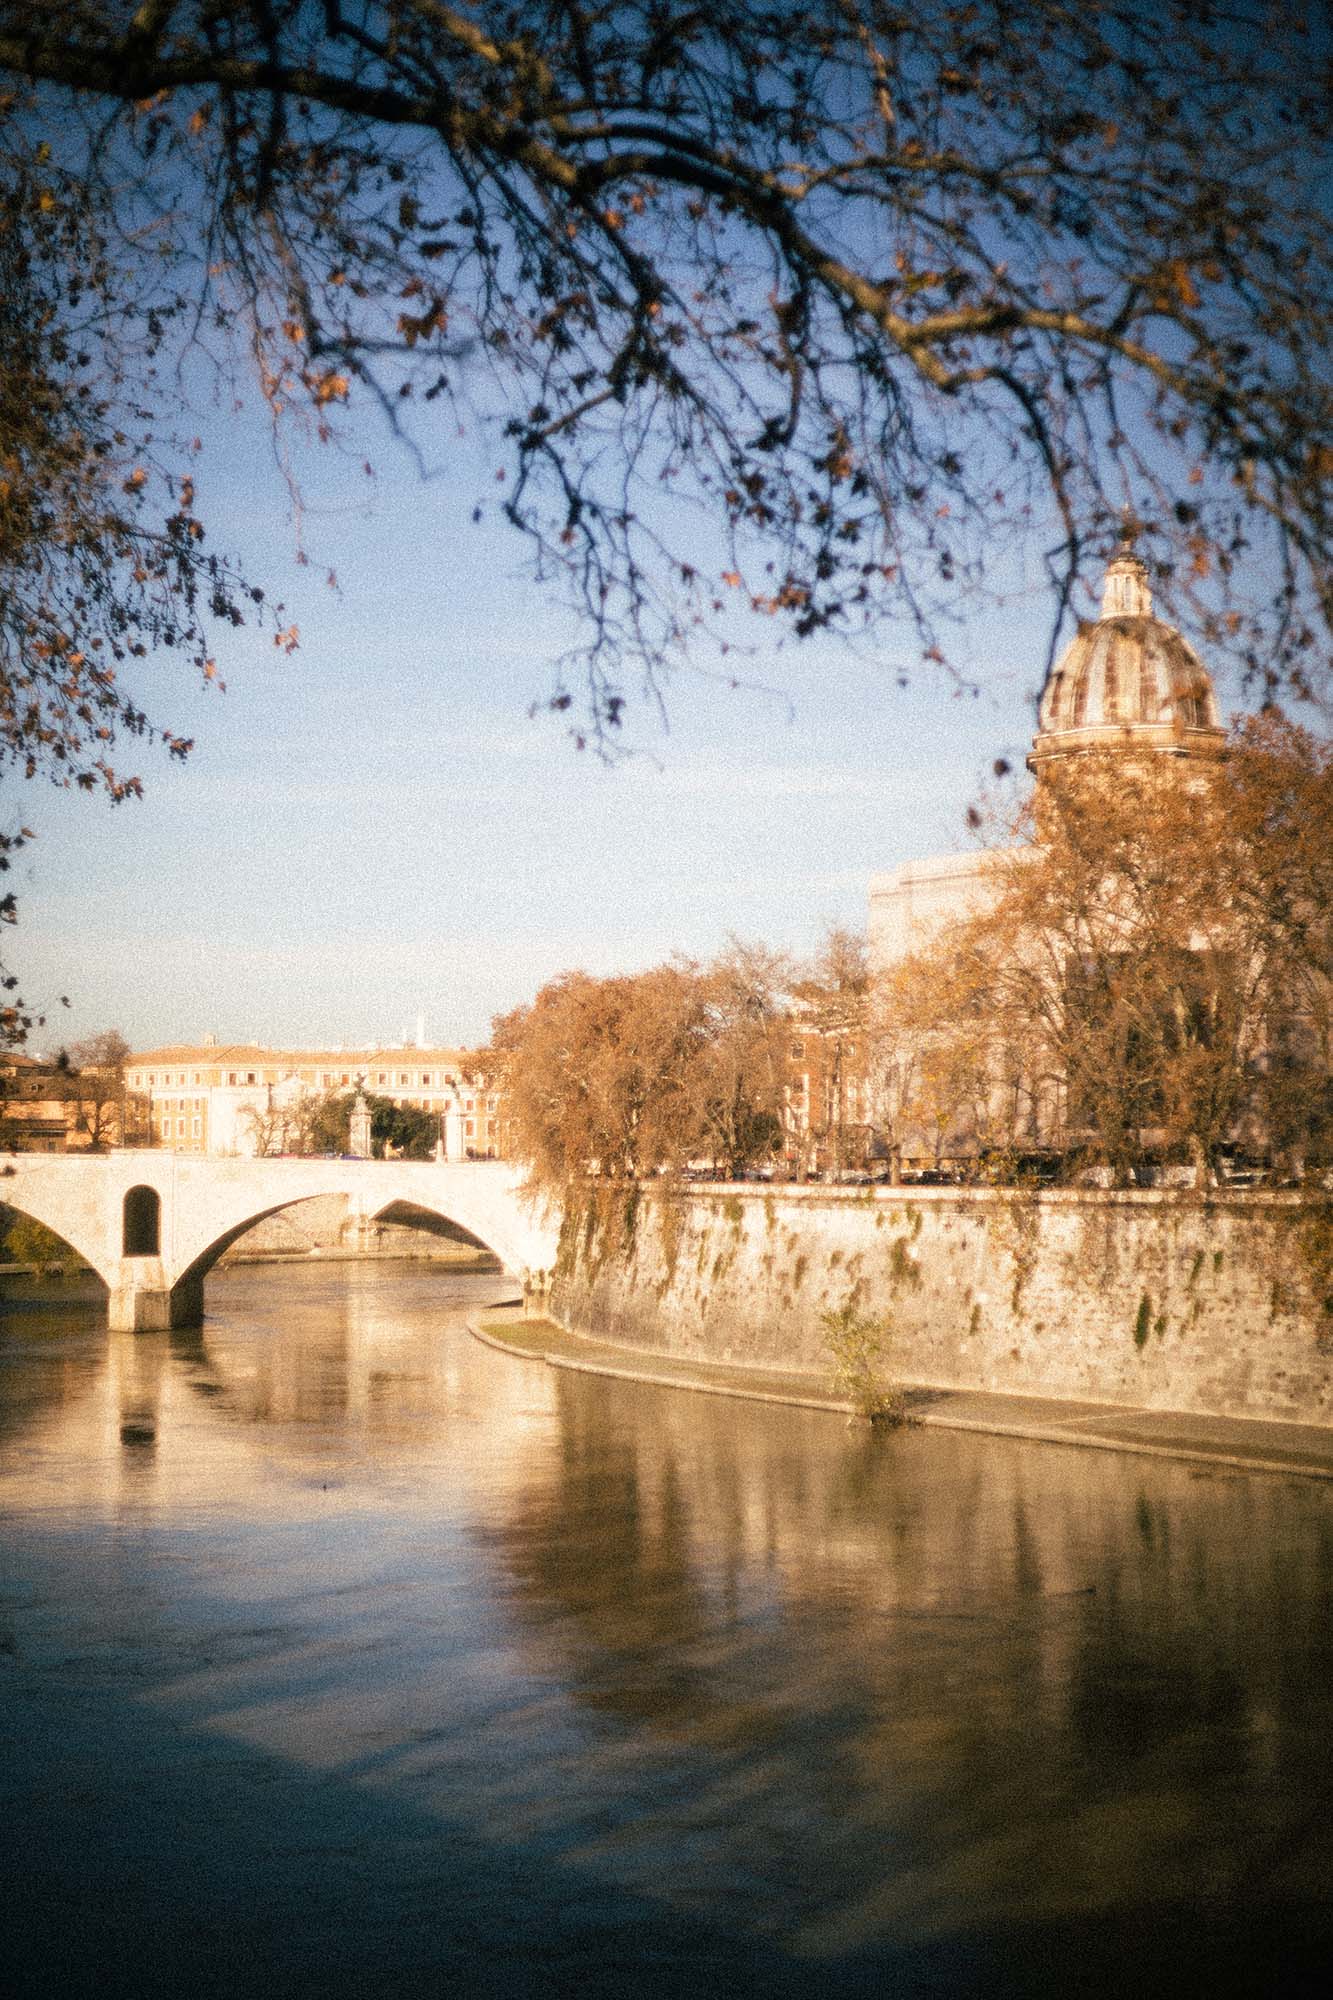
[550,1184,1333,1425]
[219,1192,498,1268]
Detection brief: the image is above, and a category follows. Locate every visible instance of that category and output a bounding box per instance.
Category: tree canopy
[493,944,795,1189]
[242,1083,440,1156]
[2,3,1330,729]
[66,1026,132,1148]
[1,4,1330,1029]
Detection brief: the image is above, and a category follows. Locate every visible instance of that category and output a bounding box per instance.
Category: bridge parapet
[1,1153,558,1329]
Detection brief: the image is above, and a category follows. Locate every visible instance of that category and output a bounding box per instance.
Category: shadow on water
[4,1646,1330,2000]
[2,1263,1333,1998]
[1,1679,971,2000]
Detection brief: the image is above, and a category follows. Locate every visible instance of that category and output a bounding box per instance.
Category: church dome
[1028,541,1227,774]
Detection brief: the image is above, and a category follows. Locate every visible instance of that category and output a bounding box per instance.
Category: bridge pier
[108,1261,204,1332]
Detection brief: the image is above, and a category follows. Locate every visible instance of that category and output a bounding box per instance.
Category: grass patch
[821,1302,908,1425]
[476,1315,559,1350]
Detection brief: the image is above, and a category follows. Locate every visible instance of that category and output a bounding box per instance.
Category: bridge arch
[1,1155,559,1330]
[170,1189,521,1300]
[172,1200,335,1296]
[366,1198,497,1257]
[0,1202,109,1299]
[0,1176,120,1289]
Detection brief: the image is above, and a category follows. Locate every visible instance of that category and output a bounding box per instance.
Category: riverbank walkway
[471,1308,1333,1482]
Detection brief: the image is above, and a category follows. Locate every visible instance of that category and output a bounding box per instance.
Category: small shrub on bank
[821,1303,908,1425]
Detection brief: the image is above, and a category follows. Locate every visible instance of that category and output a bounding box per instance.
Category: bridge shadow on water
[4,1609,1331,2000]
[10,1520,1328,2000]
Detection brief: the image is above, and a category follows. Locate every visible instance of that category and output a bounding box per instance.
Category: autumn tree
[872,941,1039,1175]
[1,129,272,1038]
[1209,714,1333,1170]
[880,718,1333,1183]
[241,1088,305,1157]
[495,946,800,1193]
[792,926,872,1175]
[66,1027,132,1149]
[694,939,791,1177]
[494,963,712,1188]
[245,1083,354,1157]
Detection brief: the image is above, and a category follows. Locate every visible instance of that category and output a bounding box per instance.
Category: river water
[2,1262,1331,1998]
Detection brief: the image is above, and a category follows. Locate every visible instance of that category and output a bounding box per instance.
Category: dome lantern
[1099,537,1153,619]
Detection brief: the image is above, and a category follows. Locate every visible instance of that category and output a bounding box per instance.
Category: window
[123,1185,161,1256]
[790,1040,804,1058]
[228,1072,237,1085]
[192,1117,201,1135]
[465,1120,474,1136]
[192,1072,201,1085]
[421,1074,430,1087]
[176,1118,185,1138]
[246,1072,256,1085]
[377,1072,386,1085]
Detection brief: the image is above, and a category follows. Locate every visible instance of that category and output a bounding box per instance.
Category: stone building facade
[123,1041,509,1159]
[0,1052,76,1152]
[1,1050,148,1153]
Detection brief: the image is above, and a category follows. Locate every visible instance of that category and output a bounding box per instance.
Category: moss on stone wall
[551,1183,1333,1425]
[888,1235,922,1289]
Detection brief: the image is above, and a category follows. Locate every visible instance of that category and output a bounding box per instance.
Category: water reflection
[480,1369,1333,1957]
[1,1264,1331,1997]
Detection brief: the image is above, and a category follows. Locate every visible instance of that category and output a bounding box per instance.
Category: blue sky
[9,389,1244,1056]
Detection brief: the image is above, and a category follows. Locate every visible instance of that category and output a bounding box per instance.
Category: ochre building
[124,1042,509,1158]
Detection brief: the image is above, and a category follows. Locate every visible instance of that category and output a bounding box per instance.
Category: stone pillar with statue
[441,1083,466,1163]
[349,1091,373,1160]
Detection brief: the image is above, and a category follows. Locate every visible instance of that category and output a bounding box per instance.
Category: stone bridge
[0,1152,560,1330]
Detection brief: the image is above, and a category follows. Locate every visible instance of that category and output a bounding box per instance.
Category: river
[2,1262,1331,1998]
